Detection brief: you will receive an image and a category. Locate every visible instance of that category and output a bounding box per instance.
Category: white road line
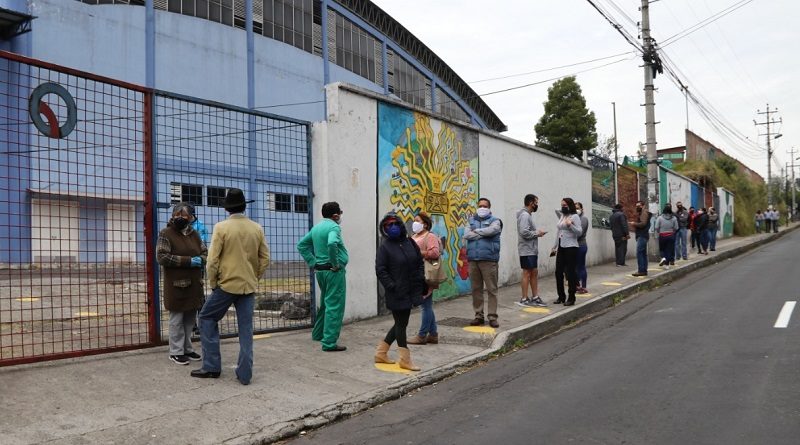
[774,301,797,328]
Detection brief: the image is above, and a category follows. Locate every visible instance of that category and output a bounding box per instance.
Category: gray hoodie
[516,208,540,256]
[655,213,678,234]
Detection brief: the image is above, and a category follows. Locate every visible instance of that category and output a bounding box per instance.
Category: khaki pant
[470,260,498,320]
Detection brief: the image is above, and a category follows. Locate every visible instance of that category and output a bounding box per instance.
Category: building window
[436,87,470,123]
[261,0,314,53]
[390,50,428,109]
[294,195,309,213]
[206,186,229,207]
[334,14,378,82]
[268,192,292,212]
[170,183,203,206]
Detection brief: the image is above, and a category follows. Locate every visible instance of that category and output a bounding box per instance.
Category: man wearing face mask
[630,200,652,277]
[516,194,547,307]
[674,202,690,261]
[463,197,503,328]
[297,202,349,352]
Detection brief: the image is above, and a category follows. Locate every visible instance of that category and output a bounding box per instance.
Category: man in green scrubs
[297,202,349,352]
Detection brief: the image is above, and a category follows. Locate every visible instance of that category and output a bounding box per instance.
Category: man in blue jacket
[463,197,503,328]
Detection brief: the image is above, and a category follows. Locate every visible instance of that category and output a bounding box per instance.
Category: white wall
[315,83,627,320]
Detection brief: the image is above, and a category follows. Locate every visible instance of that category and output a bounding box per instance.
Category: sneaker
[488,319,499,328]
[682,257,688,260]
[469,317,485,326]
[631,272,648,277]
[669,261,675,266]
[658,257,667,266]
[170,355,189,365]
[530,296,548,307]
[516,298,532,307]
[185,351,201,361]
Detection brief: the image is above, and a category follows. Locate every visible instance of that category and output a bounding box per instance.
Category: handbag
[423,234,447,286]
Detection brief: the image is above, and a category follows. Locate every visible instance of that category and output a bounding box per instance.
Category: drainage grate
[437,317,476,327]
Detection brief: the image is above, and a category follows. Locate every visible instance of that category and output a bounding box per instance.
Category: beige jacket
[206,214,270,294]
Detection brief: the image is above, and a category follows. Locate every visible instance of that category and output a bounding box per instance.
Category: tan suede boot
[374,340,395,364]
[398,347,420,371]
[425,334,438,344]
[406,335,427,345]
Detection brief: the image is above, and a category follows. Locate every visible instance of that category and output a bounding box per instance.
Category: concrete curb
[260,226,798,444]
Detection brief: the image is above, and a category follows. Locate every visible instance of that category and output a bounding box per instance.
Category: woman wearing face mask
[407,212,441,345]
[551,198,583,306]
[707,207,719,251]
[574,202,590,294]
[374,211,425,370]
[156,202,207,365]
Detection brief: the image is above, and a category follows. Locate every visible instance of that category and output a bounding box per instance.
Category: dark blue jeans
[659,234,675,264]
[576,244,588,288]
[636,236,649,273]
[699,230,709,252]
[417,295,437,337]
[708,228,718,250]
[199,288,254,384]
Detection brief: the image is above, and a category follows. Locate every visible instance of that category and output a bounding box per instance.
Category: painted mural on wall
[718,188,735,238]
[659,168,692,210]
[377,102,479,298]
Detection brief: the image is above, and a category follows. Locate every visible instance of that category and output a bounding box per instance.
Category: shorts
[519,255,538,270]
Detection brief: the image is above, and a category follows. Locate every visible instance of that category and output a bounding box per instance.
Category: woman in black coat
[374,211,425,371]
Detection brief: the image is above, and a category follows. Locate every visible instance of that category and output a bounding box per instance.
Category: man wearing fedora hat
[297,201,349,352]
[191,188,270,384]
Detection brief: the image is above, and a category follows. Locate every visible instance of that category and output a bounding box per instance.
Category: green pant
[312,269,346,350]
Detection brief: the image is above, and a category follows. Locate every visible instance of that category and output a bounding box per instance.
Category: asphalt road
[291,230,800,445]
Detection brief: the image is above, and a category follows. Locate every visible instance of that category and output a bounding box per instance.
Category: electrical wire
[661,0,756,47]
[468,51,637,84]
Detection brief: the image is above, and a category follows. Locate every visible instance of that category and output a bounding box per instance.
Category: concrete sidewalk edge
[261,226,798,444]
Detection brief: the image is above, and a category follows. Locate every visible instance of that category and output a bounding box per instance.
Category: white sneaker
[658,257,667,266]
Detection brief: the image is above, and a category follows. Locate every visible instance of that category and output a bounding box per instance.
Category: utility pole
[613,101,619,204]
[640,0,660,215]
[683,86,689,129]
[788,147,797,221]
[754,104,782,205]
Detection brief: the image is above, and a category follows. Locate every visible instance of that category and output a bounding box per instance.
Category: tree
[534,76,598,159]
[592,134,616,160]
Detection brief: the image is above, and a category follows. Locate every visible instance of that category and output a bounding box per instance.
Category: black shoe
[554,299,565,304]
[170,355,189,365]
[564,300,575,306]
[185,351,201,361]
[190,369,220,378]
[631,272,648,277]
[322,345,347,352]
[488,319,499,328]
[469,317,485,326]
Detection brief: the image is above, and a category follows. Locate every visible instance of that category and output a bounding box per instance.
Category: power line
[661,0,756,47]
[468,51,636,84]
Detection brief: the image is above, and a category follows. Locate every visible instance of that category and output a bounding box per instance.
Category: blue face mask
[386,224,402,239]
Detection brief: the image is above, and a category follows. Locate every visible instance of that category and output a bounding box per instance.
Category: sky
[371,0,798,180]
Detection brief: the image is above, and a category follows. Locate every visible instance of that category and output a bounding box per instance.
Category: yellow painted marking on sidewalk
[577,293,593,298]
[253,334,272,340]
[648,268,661,272]
[374,363,411,374]
[631,274,647,278]
[522,307,551,314]
[601,281,622,286]
[463,326,496,334]
[16,297,39,302]
[76,311,98,317]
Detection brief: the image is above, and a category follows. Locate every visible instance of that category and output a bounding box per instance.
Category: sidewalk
[2,225,797,445]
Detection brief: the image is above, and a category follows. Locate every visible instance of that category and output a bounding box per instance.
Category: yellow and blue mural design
[377,102,479,297]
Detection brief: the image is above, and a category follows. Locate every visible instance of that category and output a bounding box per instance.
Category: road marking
[774,301,796,328]
[463,326,496,334]
[522,307,550,314]
[374,363,411,374]
[577,293,593,298]
[601,281,622,286]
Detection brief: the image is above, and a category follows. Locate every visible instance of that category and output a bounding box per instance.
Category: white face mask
[476,208,491,218]
[577,209,583,215]
[334,215,342,225]
[411,221,424,234]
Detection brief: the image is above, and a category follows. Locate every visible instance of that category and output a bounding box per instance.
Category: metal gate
[152,92,314,340]
[0,50,313,366]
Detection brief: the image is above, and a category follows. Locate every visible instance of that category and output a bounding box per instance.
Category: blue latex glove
[190,256,203,268]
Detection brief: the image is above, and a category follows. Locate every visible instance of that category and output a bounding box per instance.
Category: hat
[223,188,255,210]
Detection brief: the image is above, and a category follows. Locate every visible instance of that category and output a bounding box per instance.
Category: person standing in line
[772,206,780,233]
[695,208,709,255]
[764,206,773,233]
[674,202,690,260]
[192,189,270,384]
[157,202,207,365]
[463,198,503,328]
[552,198,582,306]
[515,194,547,307]
[374,212,425,371]
[655,204,678,269]
[575,202,590,294]
[609,203,629,267]
[407,212,441,345]
[754,210,763,233]
[296,202,349,352]
[688,207,699,251]
[707,207,719,251]
[630,200,652,277]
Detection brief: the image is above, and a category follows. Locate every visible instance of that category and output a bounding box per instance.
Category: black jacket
[375,212,425,311]
[609,209,629,240]
[695,212,709,231]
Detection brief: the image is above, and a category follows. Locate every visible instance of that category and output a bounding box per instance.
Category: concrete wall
[314,83,626,321]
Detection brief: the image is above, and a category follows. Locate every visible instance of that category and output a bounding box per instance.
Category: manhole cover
[437,317,475,327]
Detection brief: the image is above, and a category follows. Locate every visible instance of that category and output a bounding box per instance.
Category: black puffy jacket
[375,212,425,311]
